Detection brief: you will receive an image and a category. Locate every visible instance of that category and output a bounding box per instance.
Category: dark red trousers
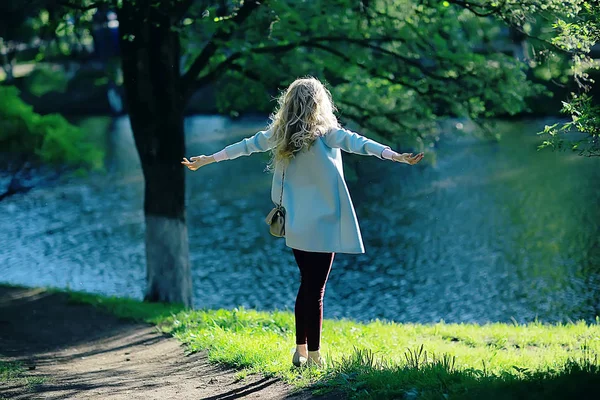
[292,248,335,351]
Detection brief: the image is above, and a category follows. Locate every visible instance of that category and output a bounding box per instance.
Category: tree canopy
[3,0,598,155]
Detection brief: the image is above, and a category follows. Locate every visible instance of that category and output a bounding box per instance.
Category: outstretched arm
[222,128,274,159]
[182,128,273,170]
[323,127,423,165]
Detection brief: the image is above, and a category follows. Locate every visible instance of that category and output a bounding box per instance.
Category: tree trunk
[117,1,191,307]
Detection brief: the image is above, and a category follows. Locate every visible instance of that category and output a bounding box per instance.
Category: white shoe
[292,351,307,367]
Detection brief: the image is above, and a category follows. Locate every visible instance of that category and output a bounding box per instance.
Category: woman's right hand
[392,152,424,165]
[181,155,215,171]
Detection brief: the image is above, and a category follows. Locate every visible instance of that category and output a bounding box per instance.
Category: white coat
[223,127,391,254]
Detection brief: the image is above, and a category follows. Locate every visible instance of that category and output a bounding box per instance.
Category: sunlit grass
[63,289,600,399]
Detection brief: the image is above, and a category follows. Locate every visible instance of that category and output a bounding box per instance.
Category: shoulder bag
[265,168,285,237]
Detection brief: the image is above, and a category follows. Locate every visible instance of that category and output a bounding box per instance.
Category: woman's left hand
[392,152,424,165]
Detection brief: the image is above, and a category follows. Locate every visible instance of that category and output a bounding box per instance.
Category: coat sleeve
[222,128,274,160]
[322,127,391,159]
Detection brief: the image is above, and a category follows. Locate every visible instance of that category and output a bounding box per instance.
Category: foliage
[0,4,544,133]
[2,0,598,156]
[185,0,546,143]
[22,65,69,96]
[0,86,103,169]
[4,1,598,155]
[530,1,600,156]
[539,93,600,156]
[152,0,600,154]
[63,286,600,399]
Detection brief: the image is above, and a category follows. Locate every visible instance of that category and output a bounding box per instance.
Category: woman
[182,77,423,368]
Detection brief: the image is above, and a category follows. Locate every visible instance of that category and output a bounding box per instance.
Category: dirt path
[0,286,338,399]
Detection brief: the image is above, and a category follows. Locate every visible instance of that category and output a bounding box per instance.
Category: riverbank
[1,283,600,399]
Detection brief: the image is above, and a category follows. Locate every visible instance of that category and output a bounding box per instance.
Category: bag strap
[278,168,285,207]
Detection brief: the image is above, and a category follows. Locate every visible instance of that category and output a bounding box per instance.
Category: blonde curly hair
[267,77,339,170]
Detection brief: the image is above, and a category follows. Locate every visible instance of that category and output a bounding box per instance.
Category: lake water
[1,115,599,324]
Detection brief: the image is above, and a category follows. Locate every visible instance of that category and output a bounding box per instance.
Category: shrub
[22,65,69,97]
[0,85,103,170]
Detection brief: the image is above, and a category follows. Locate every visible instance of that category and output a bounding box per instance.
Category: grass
[0,360,46,389]
[4,284,600,399]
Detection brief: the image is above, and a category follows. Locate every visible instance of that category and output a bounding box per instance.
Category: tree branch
[55,0,110,12]
[192,34,444,96]
[188,33,417,94]
[341,39,456,81]
[338,109,402,140]
[181,0,264,91]
[173,0,196,22]
[446,0,570,55]
[446,0,505,17]
[305,42,428,94]
[338,99,412,131]
[499,15,571,55]
[189,52,244,96]
[229,64,262,82]
[249,38,430,93]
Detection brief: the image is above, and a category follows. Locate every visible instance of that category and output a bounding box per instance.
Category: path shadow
[0,286,148,357]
